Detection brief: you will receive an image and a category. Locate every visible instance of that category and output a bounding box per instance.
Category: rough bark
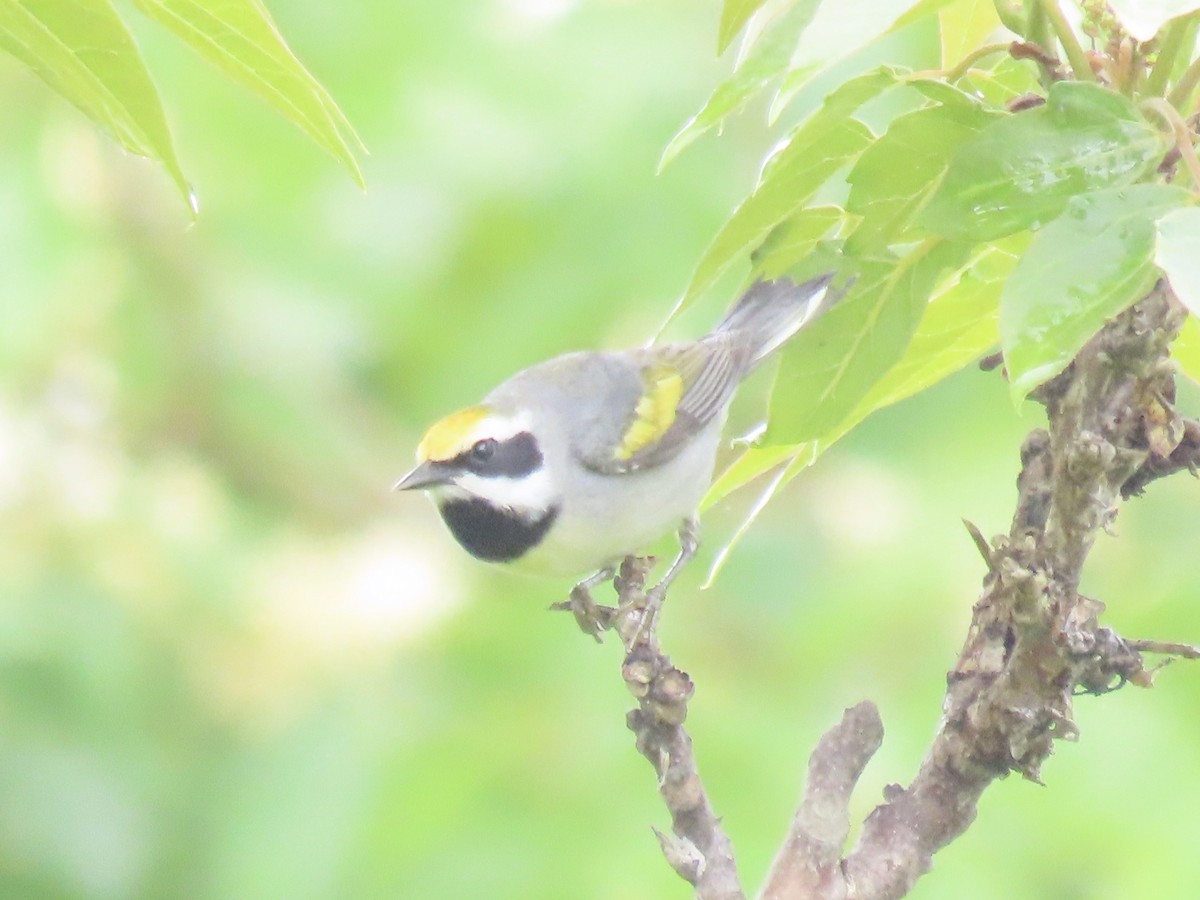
[564,284,1200,899]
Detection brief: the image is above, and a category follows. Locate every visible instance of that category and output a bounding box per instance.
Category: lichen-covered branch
[562,284,1198,899]
[766,283,1200,899]
[615,557,745,900]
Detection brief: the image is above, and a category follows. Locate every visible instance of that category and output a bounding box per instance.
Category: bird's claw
[550,581,618,642]
[550,537,688,650]
[623,584,665,651]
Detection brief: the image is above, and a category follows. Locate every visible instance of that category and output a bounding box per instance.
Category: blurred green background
[2,0,1199,897]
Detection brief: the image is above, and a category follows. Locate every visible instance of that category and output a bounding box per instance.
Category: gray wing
[573,335,750,475]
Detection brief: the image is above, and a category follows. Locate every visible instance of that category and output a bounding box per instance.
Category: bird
[394,275,837,638]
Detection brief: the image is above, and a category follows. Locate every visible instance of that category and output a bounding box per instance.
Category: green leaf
[717,0,771,55]
[938,0,1001,68]
[1001,184,1190,401]
[767,16,940,126]
[702,443,802,511]
[132,0,365,187]
[718,240,1019,507]
[1172,313,1200,385]
[902,73,994,108]
[957,55,1040,107]
[921,82,1172,242]
[0,0,190,205]
[850,236,1023,415]
[679,117,872,316]
[889,0,963,31]
[766,239,968,442]
[702,442,826,586]
[702,237,1022,579]
[1155,206,1200,317]
[662,0,823,169]
[677,66,906,314]
[751,205,845,279]
[768,62,820,125]
[846,98,999,251]
[773,63,905,138]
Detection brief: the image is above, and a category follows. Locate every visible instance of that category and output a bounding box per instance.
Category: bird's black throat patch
[437,498,559,562]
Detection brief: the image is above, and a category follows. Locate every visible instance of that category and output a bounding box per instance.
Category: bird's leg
[626,516,700,650]
[550,565,618,642]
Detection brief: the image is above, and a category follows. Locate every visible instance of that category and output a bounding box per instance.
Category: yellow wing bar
[614,366,683,461]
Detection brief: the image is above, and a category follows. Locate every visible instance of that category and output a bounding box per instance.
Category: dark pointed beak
[392,460,452,492]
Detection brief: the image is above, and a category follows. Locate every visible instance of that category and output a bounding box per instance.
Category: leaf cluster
[678,0,1200,575]
[0,0,364,209]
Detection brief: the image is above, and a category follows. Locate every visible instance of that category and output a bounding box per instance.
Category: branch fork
[557,286,1199,899]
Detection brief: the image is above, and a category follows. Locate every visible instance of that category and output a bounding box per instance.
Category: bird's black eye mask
[453,431,543,478]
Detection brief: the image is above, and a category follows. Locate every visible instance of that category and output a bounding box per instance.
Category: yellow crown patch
[417,405,493,462]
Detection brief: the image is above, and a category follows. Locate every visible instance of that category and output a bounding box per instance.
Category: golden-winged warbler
[394,276,835,628]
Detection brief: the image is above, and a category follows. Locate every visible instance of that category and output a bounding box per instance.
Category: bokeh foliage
[2,0,1199,898]
[0,0,362,204]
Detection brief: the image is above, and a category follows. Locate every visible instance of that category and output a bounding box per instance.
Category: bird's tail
[712,274,837,366]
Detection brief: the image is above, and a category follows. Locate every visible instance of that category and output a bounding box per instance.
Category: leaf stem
[1025,0,1051,53]
[1144,17,1194,98]
[943,42,1016,82]
[1167,54,1200,112]
[1037,0,1097,82]
[1141,97,1200,194]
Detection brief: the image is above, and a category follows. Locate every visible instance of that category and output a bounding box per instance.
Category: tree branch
[615,557,746,900]
[772,283,1200,898]
[562,285,1199,899]
[758,702,883,900]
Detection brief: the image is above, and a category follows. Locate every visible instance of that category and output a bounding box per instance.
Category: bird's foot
[552,517,700,650]
[623,582,667,652]
[612,557,658,651]
[623,517,700,650]
[550,566,619,642]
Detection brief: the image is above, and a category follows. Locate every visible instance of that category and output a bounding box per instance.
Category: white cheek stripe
[452,467,557,513]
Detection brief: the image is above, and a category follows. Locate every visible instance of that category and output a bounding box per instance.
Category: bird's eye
[470,438,497,462]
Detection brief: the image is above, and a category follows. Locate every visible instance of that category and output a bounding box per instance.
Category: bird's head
[394,405,556,515]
